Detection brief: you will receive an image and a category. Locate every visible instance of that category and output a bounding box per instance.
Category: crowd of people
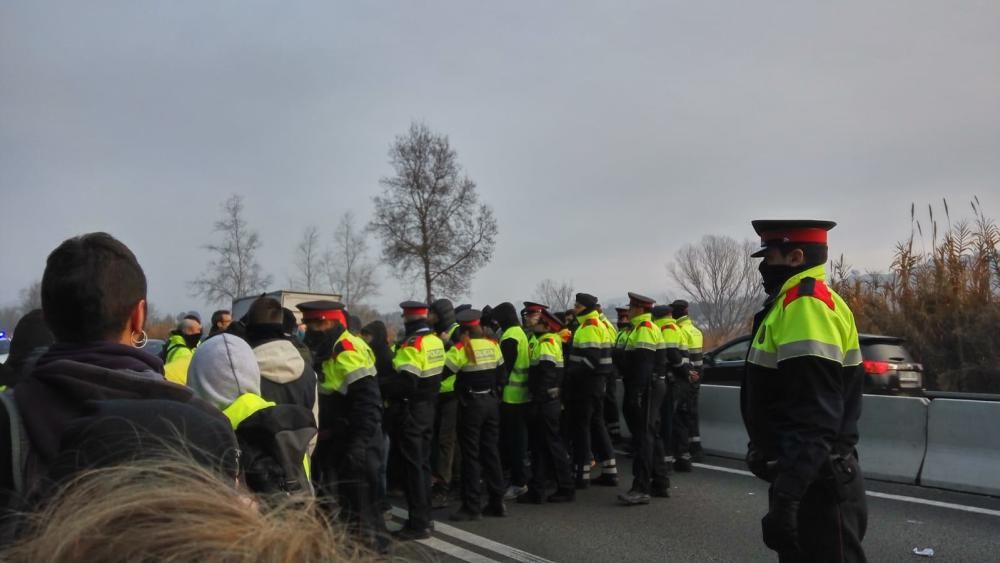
[151,265,708,544]
[0,218,871,562]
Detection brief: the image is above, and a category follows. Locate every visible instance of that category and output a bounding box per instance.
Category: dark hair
[42,233,147,343]
[779,244,829,266]
[211,310,231,327]
[246,298,282,326]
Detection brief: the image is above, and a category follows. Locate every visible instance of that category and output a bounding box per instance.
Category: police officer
[566,293,618,488]
[669,299,697,472]
[445,309,508,521]
[429,298,460,509]
[492,302,532,500]
[618,293,670,505]
[518,308,575,504]
[673,299,705,462]
[297,301,386,548]
[387,301,446,541]
[652,304,680,470]
[742,220,867,562]
[605,307,630,445]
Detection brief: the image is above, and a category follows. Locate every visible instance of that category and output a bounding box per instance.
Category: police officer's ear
[783,247,806,267]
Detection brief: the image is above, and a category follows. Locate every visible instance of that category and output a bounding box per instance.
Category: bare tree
[368,122,498,303]
[668,235,764,341]
[533,279,574,312]
[190,194,273,305]
[291,225,322,291]
[324,212,379,310]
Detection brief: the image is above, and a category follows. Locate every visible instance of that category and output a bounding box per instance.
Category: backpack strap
[0,392,29,495]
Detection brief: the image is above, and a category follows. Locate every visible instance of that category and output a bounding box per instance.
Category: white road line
[391,506,556,563]
[416,537,501,563]
[693,462,1000,518]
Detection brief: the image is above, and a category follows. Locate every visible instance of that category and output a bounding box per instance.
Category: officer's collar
[630,312,652,326]
[777,264,828,297]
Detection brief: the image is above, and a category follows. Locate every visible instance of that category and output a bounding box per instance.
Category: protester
[1,232,225,524]
[187,333,316,496]
[208,309,232,338]
[244,298,318,423]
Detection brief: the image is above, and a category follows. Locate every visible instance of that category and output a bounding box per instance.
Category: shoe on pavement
[617,489,652,505]
[431,490,451,509]
[516,490,545,504]
[483,500,508,517]
[575,478,590,490]
[673,458,693,472]
[392,526,432,541]
[547,488,576,503]
[504,484,528,500]
[591,474,619,487]
[449,507,483,522]
[651,488,671,498]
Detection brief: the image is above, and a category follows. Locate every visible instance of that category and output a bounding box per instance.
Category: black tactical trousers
[528,398,574,493]
[334,427,388,544]
[672,379,696,459]
[770,458,868,563]
[433,392,459,487]
[622,377,669,493]
[500,402,531,487]
[457,391,505,513]
[659,380,675,462]
[387,398,436,531]
[603,373,622,438]
[566,376,614,476]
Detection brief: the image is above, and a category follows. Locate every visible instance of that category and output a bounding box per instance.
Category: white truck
[231,290,342,324]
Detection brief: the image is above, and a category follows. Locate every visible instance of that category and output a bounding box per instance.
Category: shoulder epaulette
[403,335,424,350]
[453,341,465,350]
[640,321,655,330]
[784,277,835,310]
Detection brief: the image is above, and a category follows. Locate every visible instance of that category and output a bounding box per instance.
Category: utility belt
[460,386,496,397]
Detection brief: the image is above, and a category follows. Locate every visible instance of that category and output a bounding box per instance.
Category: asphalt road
[384,455,1000,562]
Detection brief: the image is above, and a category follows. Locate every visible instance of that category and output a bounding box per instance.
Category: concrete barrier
[856,395,929,483]
[698,385,748,459]
[921,399,1000,496]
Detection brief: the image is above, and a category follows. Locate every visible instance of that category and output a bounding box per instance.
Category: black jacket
[740,295,864,500]
[250,334,318,423]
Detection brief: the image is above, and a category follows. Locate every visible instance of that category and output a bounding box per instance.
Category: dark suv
[702,334,924,395]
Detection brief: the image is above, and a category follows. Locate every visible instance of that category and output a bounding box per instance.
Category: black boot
[483,498,508,517]
[547,488,576,503]
[449,506,482,522]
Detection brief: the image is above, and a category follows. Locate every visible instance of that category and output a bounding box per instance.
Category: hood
[38,341,163,374]
[490,302,520,330]
[253,339,306,384]
[187,334,261,411]
[430,299,455,333]
[48,398,239,486]
[15,359,196,464]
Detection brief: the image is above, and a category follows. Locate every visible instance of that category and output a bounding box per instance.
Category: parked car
[0,337,10,364]
[701,333,924,395]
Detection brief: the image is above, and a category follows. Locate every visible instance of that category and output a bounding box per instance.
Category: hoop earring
[132,330,148,349]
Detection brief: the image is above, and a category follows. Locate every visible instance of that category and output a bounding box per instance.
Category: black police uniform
[741,220,867,562]
[297,301,386,546]
[448,309,508,520]
[619,293,670,504]
[383,301,443,539]
[519,310,575,504]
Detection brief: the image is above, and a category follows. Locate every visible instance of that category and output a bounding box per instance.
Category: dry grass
[830,198,1000,392]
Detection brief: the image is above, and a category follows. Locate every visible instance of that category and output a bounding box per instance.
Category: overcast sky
[2,1,998,319]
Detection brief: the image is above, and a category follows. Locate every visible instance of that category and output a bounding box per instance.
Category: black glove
[746,449,777,481]
[762,491,801,555]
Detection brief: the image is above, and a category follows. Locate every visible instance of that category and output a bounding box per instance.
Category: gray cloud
[2,0,998,318]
